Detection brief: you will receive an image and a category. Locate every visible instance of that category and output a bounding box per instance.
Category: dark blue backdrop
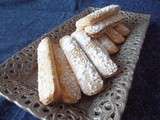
[0,0,160,120]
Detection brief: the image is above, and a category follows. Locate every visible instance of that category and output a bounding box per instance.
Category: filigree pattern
[0,8,150,120]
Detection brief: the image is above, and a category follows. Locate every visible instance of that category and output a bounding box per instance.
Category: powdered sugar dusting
[53,42,81,101]
[76,4,120,28]
[72,31,118,77]
[85,13,124,34]
[60,36,103,96]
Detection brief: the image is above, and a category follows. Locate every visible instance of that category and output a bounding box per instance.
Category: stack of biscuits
[37,5,130,105]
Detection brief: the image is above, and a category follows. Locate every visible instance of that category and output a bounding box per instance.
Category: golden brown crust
[49,40,62,102]
[98,36,120,55]
[105,27,125,44]
[52,40,81,103]
[89,30,106,39]
[114,23,130,36]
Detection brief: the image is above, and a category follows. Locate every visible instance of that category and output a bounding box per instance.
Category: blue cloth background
[0,0,160,120]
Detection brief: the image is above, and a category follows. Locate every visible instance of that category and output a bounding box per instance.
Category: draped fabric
[0,0,160,120]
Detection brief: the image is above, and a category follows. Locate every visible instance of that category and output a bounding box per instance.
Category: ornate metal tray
[0,7,150,120]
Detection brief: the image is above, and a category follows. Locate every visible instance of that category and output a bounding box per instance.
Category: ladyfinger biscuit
[76,5,120,30]
[37,37,61,105]
[84,13,124,35]
[60,36,103,96]
[105,27,125,44]
[98,36,119,55]
[52,41,81,103]
[114,23,130,36]
[72,31,117,78]
[90,30,105,39]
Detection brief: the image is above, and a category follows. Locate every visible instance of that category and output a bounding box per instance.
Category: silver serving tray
[0,7,150,120]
